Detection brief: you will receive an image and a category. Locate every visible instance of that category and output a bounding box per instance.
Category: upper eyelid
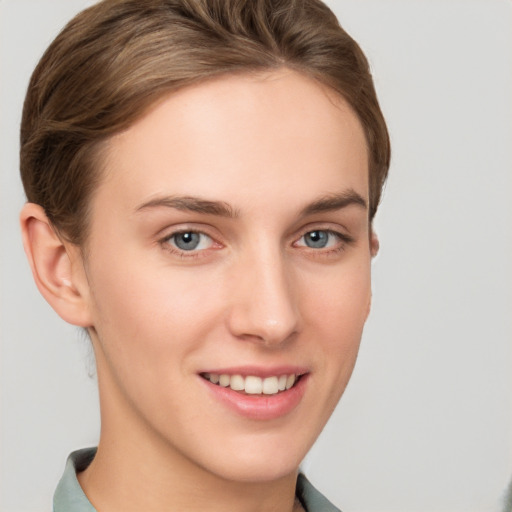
[290,222,352,241]
[161,229,217,247]
[164,230,212,240]
[158,223,219,240]
[293,229,349,246]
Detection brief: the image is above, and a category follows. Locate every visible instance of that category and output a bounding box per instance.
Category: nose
[226,247,300,347]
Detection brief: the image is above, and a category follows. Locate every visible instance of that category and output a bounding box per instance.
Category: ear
[20,203,93,327]
[366,228,379,319]
[370,229,380,258]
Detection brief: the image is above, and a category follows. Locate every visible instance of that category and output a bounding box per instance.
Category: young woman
[19,1,389,510]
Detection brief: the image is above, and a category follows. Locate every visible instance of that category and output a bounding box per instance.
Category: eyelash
[293,229,354,255]
[160,230,217,259]
[159,227,354,259]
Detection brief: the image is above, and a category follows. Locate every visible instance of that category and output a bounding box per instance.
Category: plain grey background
[1,1,511,511]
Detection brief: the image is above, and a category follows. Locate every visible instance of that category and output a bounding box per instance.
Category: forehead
[96,69,369,215]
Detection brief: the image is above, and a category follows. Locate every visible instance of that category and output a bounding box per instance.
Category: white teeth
[244,376,263,394]
[230,374,245,391]
[219,374,230,387]
[285,374,296,390]
[262,376,279,395]
[204,372,299,394]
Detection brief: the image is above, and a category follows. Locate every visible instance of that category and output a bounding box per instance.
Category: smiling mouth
[200,372,303,395]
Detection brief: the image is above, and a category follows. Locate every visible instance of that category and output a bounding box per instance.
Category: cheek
[305,261,371,335]
[88,261,223,352]
[85,260,225,419]
[85,260,249,427]
[294,262,371,437]
[303,260,371,387]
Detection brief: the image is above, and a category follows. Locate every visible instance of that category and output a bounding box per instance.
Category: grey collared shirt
[53,448,342,512]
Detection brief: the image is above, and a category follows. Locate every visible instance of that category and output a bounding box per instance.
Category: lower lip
[200,374,309,421]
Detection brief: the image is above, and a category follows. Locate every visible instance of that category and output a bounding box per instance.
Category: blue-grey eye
[303,230,330,248]
[171,231,211,251]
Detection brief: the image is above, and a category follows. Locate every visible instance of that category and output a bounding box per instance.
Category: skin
[21,69,377,512]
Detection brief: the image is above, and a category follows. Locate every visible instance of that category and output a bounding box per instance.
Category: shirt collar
[53,448,97,512]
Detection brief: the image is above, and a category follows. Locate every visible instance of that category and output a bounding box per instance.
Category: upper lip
[198,365,309,378]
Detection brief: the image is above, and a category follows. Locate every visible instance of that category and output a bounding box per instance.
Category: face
[80,70,373,483]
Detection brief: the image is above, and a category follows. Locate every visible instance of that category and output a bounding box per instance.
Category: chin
[208,457,302,484]
[193,431,313,484]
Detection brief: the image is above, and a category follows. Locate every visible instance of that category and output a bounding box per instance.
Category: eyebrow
[135,189,367,218]
[136,195,238,217]
[299,189,367,216]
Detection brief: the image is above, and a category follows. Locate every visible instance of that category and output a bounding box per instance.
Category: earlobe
[20,203,93,327]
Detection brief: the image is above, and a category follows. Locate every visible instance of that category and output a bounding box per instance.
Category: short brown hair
[20,0,390,245]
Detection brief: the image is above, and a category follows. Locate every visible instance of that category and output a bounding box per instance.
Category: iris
[304,230,330,248]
